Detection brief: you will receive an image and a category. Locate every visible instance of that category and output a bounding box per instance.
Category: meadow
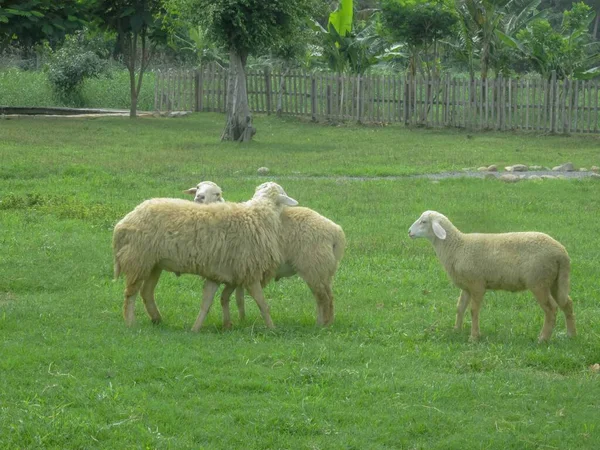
[1,113,600,449]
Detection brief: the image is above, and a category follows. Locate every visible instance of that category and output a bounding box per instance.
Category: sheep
[112,182,298,331]
[183,181,224,204]
[185,181,346,328]
[408,210,576,342]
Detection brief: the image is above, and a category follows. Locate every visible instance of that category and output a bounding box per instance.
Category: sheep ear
[278,194,298,206]
[183,188,197,195]
[432,220,446,240]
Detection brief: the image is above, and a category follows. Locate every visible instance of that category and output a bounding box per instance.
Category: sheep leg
[246,281,275,329]
[532,286,558,342]
[560,296,576,338]
[220,284,235,329]
[454,290,471,331]
[310,282,334,326]
[468,289,485,341]
[123,278,144,327]
[550,286,576,338]
[235,286,246,321]
[191,280,220,332]
[140,266,163,324]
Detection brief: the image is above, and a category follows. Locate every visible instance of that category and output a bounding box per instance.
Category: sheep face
[253,182,298,206]
[408,210,447,240]
[184,181,224,204]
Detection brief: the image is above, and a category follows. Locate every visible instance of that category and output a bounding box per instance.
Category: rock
[529,165,542,171]
[540,175,556,180]
[462,167,475,172]
[556,175,567,180]
[167,111,192,118]
[487,165,498,172]
[591,166,599,173]
[257,167,270,175]
[484,173,497,180]
[511,164,528,172]
[579,168,588,172]
[591,173,600,179]
[477,166,489,172]
[528,175,541,180]
[499,174,521,183]
[552,162,575,172]
[505,166,514,172]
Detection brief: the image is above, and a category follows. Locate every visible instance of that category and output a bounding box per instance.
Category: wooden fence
[154,66,600,134]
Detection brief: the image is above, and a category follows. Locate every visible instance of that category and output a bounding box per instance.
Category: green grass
[1,114,600,449]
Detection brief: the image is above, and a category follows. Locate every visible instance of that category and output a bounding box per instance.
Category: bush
[47,34,107,104]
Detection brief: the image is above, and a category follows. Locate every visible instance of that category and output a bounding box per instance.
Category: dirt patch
[0,291,16,306]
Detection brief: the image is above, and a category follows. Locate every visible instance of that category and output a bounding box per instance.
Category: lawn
[1,114,600,449]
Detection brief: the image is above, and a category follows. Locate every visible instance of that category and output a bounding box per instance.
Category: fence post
[326,83,332,118]
[357,75,362,123]
[550,70,557,133]
[264,67,272,115]
[194,69,201,112]
[311,75,317,122]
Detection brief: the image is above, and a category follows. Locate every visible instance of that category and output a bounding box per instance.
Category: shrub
[47,34,107,104]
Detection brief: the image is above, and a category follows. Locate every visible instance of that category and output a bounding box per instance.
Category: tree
[172,0,323,142]
[380,0,457,79]
[453,0,542,81]
[92,0,166,118]
[0,0,88,49]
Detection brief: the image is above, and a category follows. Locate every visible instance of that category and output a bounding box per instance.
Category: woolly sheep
[113,182,298,331]
[408,210,576,342]
[185,181,346,327]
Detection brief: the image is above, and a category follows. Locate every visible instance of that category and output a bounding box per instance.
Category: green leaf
[328,0,353,37]
[42,24,53,35]
[0,16,8,23]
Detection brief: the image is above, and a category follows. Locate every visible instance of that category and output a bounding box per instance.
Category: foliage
[380,0,457,77]
[47,33,107,103]
[505,1,600,78]
[0,0,88,48]
[328,0,354,37]
[173,0,322,60]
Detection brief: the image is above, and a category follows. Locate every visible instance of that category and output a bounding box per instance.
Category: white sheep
[185,181,346,328]
[408,210,576,342]
[113,182,297,331]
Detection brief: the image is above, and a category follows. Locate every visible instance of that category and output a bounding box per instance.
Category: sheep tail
[113,258,121,281]
[332,228,346,263]
[553,256,571,307]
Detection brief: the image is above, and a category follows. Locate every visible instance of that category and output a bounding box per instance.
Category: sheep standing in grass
[408,210,576,342]
[113,182,298,331]
[185,181,345,327]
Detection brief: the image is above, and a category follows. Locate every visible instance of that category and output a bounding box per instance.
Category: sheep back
[439,231,570,292]
[113,198,283,286]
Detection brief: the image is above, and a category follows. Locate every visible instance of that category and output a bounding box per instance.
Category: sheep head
[184,181,224,204]
[253,182,298,206]
[409,210,448,241]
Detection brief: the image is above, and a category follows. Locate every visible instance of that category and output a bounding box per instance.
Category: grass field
[1,114,600,449]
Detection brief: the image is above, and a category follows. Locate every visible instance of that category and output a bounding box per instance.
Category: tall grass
[0,67,155,110]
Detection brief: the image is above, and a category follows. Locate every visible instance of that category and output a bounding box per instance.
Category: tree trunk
[221,49,255,142]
